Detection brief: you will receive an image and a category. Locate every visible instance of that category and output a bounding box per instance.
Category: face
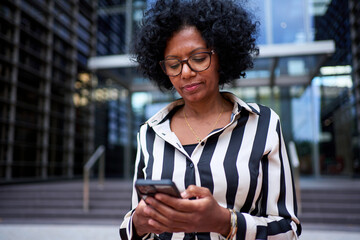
[163,26,220,103]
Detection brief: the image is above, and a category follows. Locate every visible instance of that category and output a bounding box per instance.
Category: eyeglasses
[159,50,215,77]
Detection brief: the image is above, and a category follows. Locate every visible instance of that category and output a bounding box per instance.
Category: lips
[183,82,201,92]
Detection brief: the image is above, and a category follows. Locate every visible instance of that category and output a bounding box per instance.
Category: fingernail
[181,191,188,198]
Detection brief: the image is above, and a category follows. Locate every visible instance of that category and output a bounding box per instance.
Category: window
[53,21,71,41]
[22,0,46,23]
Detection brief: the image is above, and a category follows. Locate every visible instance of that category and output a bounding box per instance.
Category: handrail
[83,145,106,212]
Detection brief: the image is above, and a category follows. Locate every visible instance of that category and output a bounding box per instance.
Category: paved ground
[0,223,359,240]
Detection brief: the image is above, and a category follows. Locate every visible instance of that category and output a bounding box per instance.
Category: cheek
[209,59,220,80]
[168,77,179,89]
[208,67,220,85]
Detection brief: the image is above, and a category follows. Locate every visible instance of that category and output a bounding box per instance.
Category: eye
[190,53,208,63]
[167,62,180,69]
[192,57,206,63]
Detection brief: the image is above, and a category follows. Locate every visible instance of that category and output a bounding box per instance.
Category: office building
[0,0,97,181]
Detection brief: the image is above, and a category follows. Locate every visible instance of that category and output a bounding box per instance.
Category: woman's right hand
[132,198,161,236]
[132,186,230,236]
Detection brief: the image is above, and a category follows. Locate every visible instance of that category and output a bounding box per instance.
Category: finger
[164,185,213,212]
[147,218,186,233]
[153,192,206,214]
[139,203,176,233]
[182,185,211,199]
[144,201,192,233]
[152,193,194,214]
[146,196,189,225]
[133,203,162,236]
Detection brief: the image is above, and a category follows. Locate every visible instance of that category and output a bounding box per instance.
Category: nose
[181,62,195,79]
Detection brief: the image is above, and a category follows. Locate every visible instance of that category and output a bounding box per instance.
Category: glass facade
[93,0,148,178]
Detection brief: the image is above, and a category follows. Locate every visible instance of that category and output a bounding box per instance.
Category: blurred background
[0,0,360,235]
[1,0,359,182]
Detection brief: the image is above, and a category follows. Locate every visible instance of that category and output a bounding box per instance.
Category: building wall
[349,0,360,175]
[0,0,97,182]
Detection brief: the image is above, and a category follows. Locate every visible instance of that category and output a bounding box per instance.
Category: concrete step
[0,207,130,218]
[301,191,360,201]
[299,178,360,226]
[1,178,360,226]
[301,195,360,203]
[299,212,360,225]
[0,191,132,200]
[0,180,132,222]
[301,202,360,215]
[0,199,131,209]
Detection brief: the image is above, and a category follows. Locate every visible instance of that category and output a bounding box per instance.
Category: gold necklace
[183,104,224,143]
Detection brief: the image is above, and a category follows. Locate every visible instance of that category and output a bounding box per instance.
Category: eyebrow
[165,47,208,59]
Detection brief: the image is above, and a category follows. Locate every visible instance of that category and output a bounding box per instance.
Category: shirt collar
[147,91,259,127]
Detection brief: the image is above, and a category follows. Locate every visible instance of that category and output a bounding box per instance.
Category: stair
[0,180,133,224]
[1,178,360,227]
[299,178,360,226]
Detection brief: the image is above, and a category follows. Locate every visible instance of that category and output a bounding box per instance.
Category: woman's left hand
[142,185,231,235]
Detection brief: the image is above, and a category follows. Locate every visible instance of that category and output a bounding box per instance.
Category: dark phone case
[135,179,181,198]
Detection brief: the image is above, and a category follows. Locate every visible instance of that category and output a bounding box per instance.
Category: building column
[85,0,99,164]
[125,0,133,53]
[5,1,21,181]
[38,0,55,180]
[64,1,79,178]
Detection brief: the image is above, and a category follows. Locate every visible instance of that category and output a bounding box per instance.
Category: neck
[183,93,224,118]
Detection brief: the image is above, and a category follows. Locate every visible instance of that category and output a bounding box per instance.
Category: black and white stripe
[121,92,301,240]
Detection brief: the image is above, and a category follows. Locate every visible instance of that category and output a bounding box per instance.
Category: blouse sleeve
[119,130,147,240]
[233,118,301,240]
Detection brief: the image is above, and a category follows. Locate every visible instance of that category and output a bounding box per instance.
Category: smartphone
[135,179,181,198]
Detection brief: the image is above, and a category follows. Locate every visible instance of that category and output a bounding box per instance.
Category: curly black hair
[132,0,259,90]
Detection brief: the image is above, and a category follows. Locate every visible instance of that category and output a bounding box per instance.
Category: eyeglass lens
[162,52,212,76]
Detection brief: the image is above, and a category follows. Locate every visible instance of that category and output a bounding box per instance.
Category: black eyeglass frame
[159,50,215,77]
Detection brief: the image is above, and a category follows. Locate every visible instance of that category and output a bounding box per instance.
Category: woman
[120,0,301,239]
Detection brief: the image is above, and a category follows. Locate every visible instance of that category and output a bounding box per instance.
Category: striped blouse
[120,92,301,240]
